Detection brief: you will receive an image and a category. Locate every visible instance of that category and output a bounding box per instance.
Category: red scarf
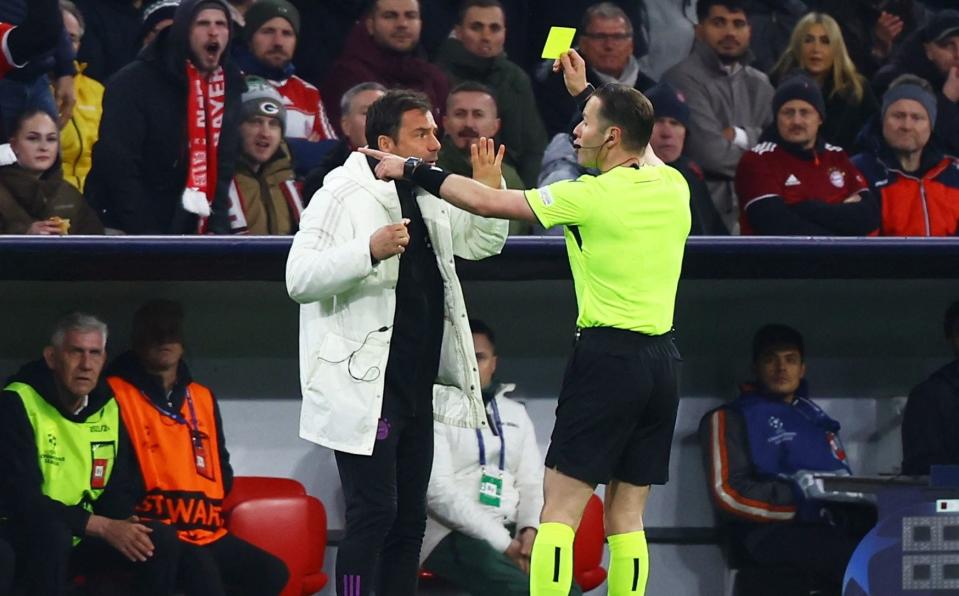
[183,61,226,233]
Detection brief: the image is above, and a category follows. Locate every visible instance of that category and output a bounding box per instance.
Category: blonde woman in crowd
[771,12,879,152]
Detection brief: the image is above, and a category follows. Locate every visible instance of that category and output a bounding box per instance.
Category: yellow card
[541,26,576,59]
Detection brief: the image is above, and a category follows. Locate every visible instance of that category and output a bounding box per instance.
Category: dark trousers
[334,394,434,596]
[5,516,179,596]
[0,536,13,596]
[177,532,289,596]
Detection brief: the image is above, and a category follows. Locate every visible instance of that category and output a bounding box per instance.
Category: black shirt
[384,179,445,416]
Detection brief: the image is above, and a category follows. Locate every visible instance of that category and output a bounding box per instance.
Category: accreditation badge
[479,467,503,507]
[192,430,216,482]
[89,441,115,489]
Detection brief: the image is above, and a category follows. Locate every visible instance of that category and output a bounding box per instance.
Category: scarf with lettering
[182,61,226,233]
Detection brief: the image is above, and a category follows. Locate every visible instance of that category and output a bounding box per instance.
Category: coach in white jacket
[286,89,507,596]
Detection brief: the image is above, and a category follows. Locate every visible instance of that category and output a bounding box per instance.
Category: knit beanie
[772,74,826,118]
[645,83,690,127]
[882,82,938,127]
[243,0,300,42]
[241,76,287,132]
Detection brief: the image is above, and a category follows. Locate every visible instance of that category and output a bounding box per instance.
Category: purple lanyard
[476,397,505,471]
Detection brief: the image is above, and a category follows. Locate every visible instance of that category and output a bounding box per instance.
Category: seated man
[228,77,304,234]
[106,300,289,595]
[645,82,727,236]
[902,300,959,475]
[0,312,179,596]
[421,319,582,595]
[852,74,959,236]
[735,75,878,236]
[302,81,386,200]
[234,0,338,175]
[699,324,874,595]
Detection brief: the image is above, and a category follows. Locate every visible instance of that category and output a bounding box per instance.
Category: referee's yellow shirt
[524,164,690,335]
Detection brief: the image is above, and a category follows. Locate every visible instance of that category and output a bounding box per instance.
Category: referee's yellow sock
[607,530,649,595]
[530,522,575,596]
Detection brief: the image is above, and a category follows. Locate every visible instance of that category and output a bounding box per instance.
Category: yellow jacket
[60,63,104,193]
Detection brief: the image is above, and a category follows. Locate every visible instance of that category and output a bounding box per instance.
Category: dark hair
[457,0,503,25]
[447,80,499,112]
[132,299,185,348]
[365,0,420,17]
[9,107,58,139]
[591,83,654,151]
[945,301,959,339]
[365,89,433,149]
[469,318,496,350]
[582,2,632,34]
[696,0,748,22]
[752,324,804,363]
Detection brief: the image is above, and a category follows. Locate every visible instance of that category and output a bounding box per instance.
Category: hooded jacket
[852,117,959,236]
[0,163,104,234]
[286,151,508,455]
[85,0,243,234]
[0,360,123,536]
[321,22,450,136]
[663,39,775,233]
[435,37,547,187]
[61,62,104,193]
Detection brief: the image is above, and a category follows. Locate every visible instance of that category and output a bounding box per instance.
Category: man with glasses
[536,2,655,137]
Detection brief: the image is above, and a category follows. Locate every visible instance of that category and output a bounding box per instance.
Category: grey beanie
[241,77,287,132]
[882,83,938,127]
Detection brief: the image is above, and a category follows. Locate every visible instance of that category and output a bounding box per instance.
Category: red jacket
[853,148,959,237]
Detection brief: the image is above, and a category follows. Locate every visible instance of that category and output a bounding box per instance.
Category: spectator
[0,108,103,234]
[59,0,103,193]
[0,0,75,136]
[86,0,243,235]
[873,10,959,158]
[902,300,959,475]
[421,320,582,595]
[228,78,303,234]
[853,75,959,236]
[0,0,62,81]
[435,0,547,186]
[322,0,450,137]
[770,12,880,153]
[735,75,877,236]
[641,0,697,79]
[234,0,337,176]
[104,300,289,595]
[72,0,144,84]
[302,81,386,201]
[536,2,656,138]
[438,82,528,235]
[699,324,873,596]
[139,0,178,49]
[646,82,728,235]
[419,0,532,71]
[812,0,927,80]
[663,0,775,234]
[286,89,507,596]
[0,313,180,596]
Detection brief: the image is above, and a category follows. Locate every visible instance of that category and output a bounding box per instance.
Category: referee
[361,49,690,596]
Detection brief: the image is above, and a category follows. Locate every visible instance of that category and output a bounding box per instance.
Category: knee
[262,552,290,593]
[345,500,398,536]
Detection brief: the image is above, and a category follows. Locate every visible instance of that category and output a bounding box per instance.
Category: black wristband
[574,84,596,111]
[405,159,453,197]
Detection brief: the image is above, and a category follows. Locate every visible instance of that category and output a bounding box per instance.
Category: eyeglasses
[580,32,632,42]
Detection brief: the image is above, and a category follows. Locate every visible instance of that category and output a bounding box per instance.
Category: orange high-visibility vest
[109,376,227,545]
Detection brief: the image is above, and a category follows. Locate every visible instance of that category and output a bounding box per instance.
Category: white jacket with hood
[286,151,509,455]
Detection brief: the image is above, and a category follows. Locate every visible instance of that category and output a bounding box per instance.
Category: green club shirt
[524,164,690,334]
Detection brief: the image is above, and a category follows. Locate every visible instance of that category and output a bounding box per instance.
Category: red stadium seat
[225,478,327,595]
[573,493,608,591]
[222,475,307,513]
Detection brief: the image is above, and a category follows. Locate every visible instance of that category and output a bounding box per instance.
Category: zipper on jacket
[919,180,931,236]
[69,118,84,190]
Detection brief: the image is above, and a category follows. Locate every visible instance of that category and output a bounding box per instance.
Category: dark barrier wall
[0,237,957,400]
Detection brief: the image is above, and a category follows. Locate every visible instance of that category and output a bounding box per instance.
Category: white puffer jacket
[286,152,509,455]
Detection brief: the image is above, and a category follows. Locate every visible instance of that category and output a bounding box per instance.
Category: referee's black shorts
[545,326,681,487]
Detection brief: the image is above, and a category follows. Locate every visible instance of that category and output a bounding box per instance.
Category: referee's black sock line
[553,546,561,582]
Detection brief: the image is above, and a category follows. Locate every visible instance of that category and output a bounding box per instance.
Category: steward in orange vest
[105,298,288,595]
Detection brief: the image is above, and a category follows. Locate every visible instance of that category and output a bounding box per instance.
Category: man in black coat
[902,301,959,475]
[86,0,244,234]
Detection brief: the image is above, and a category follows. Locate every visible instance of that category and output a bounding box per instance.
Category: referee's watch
[403,156,423,179]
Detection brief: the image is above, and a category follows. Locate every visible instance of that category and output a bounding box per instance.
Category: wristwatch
[404,156,423,179]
